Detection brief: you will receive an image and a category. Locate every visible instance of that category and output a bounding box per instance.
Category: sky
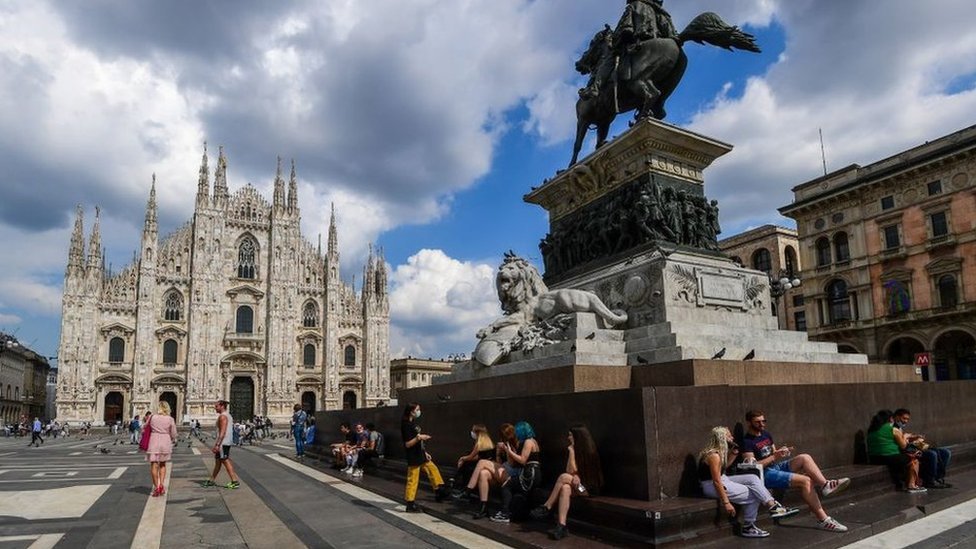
[1,0,975,362]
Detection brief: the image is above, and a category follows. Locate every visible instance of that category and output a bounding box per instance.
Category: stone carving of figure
[473,253,627,366]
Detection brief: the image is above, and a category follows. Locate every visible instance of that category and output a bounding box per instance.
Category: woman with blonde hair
[698,426,797,539]
[146,401,178,497]
[454,424,494,495]
[464,422,516,519]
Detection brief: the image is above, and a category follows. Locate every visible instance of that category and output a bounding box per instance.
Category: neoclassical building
[780,124,976,380]
[57,147,390,424]
[719,224,805,331]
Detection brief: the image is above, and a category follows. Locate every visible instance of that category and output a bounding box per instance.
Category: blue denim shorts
[763,460,793,489]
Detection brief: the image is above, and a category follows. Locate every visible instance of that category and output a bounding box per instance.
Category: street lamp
[770,273,802,298]
[0,336,19,355]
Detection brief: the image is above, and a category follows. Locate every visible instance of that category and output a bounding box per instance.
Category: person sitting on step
[490,421,542,524]
[699,426,800,539]
[463,423,515,519]
[740,410,849,532]
[530,424,604,541]
[453,424,495,497]
[894,408,952,489]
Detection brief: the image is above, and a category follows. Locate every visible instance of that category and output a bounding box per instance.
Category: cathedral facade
[57,147,390,425]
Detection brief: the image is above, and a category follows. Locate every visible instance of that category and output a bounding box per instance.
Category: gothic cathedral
[57,146,390,425]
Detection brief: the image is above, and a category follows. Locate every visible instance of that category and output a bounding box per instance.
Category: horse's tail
[677,12,761,53]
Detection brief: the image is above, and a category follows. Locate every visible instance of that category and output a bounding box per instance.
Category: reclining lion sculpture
[473,253,627,366]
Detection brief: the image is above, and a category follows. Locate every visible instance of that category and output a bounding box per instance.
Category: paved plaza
[0,431,502,549]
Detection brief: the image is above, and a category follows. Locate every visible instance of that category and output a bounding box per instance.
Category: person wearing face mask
[401,402,449,512]
[893,408,951,489]
[453,424,495,497]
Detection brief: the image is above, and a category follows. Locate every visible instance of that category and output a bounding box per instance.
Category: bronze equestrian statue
[570,0,760,166]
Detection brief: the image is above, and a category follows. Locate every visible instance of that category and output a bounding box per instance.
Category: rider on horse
[580,0,676,101]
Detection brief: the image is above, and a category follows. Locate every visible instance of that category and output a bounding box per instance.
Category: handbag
[518,461,541,492]
[138,417,152,451]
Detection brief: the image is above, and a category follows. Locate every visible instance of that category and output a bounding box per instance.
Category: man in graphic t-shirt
[740,410,850,533]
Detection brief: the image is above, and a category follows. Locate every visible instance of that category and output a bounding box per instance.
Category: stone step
[626,322,811,342]
[628,346,868,365]
[625,333,840,356]
[649,308,780,330]
[295,440,976,548]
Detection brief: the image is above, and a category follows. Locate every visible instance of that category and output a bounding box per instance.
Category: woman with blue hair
[490,420,542,523]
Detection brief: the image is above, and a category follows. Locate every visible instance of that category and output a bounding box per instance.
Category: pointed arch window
[303,344,316,367]
[344,345,356,367]
[236,306,254,334]
[303,301,319,328]
[162,339,178,364]
[164,290,183,321]
[108,337,125,363]
[238,238,257,279]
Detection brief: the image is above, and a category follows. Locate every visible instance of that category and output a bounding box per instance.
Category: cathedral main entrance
[104,392,124,424]
[342,390,357,410]
[159,392,178,421]
[301,391,316,414]
[230,377,254,420]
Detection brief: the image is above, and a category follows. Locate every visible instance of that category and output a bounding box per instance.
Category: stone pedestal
[526,118,732,284]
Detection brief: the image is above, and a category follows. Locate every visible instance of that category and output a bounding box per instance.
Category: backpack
[373,431,385,456]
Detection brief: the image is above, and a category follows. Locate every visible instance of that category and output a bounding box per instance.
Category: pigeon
[636,355,649,364]
[437,394,452,402]
[711,347,726,360]
[569,344,577,352]
[112,440,118,445]
[743,349,756,361]
[585,332,596,340]
[99,448,110,454]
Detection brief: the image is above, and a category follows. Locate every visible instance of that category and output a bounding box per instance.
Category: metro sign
[914,352,931,367]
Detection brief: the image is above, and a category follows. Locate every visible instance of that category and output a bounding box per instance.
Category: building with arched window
[0,333,50,423]
[57,148,390,424]
[719,225,806,331]
[781,124,976,380]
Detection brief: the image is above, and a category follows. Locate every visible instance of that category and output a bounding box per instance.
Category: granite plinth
[631,359,919,387]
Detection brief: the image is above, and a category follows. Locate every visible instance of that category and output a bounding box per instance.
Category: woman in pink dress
[147,401,178,496]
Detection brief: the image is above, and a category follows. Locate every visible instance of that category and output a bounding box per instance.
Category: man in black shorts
[202,400,241,489]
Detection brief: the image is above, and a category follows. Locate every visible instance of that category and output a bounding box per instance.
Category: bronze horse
[570,13,760,166]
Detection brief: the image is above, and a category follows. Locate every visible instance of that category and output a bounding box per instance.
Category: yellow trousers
[405,461,444,502]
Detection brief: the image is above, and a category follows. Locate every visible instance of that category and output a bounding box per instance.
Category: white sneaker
[343,466,354,474]
[821,478,851,498]
[818,516,848,532]
[740,523,770,538]
[352,469,363,477]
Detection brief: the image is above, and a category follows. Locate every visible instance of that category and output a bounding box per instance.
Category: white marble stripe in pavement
[0,534,65,549]
[268,454,509,548]
[841,497,976,548]
[130,463,172,549]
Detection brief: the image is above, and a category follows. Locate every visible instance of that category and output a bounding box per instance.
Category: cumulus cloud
[687,0,976,232]
[4,0,976,359]
[388,249,499,358]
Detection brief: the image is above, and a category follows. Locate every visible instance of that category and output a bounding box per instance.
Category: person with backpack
[129,415,141,445]
[291,404,308,458]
